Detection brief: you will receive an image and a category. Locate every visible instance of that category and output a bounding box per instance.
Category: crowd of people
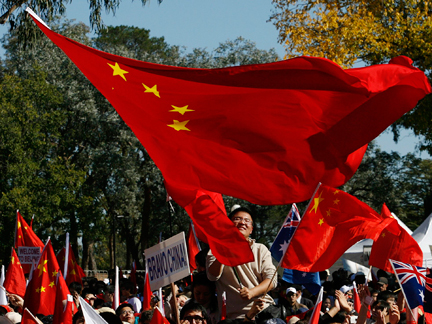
[0,207,411,324]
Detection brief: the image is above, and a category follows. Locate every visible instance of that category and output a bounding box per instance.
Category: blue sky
[2,1,429,158]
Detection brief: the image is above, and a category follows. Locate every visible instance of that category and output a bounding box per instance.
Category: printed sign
[17,246,42,264]
[144,232,190,291]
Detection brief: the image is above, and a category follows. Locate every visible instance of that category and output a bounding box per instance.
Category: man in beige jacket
[206,207,277,320]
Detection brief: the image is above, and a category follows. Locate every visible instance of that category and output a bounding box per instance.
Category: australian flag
[270,204,301,262]
[390,259,427,310]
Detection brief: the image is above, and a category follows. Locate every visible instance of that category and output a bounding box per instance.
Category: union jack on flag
[390,259,427,310]
[270,204,301,262]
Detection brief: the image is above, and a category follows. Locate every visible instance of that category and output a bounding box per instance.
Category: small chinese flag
[53,271,73,324]
[24,240,61,316]
[15,211,44,274]
[282,184,394,272]
[187,222,201,271]
[369,203,423,272]
[142,267,152,311]
[57,245,86,285]
[150,307,170,324]
[22,308,40,324]
[4,248,26,298]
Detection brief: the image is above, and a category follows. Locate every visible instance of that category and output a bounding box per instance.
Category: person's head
[99,312,122,324]
[82,288,97,306]
[180,302,208,324]
[377,291,396,305]
[228,207,253,239]
[322,297,332,312]
[192,272,216,308]
[369,288,379,302]
[195,248,209,273]
[286,287,297,305]
[104,285,115,303]
[69,281,83,296]
[377,277,388,291]
[139,310,154,324]
[120,280,135,298]
[116,304,135,324]
[73,310,85,324]
[371,300,390,320]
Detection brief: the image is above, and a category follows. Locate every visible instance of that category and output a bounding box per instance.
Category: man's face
[182,310,207,324]
[231,211,253,238]
[378,283,388,291]
[372,292,378,301]
[119,307,135,324]
[193,285,212,306]
[104,290,114,303]
[287,292,297,305]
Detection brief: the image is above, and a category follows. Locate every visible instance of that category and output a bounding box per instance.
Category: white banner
[145,232,190,291]
[17,246,42,264]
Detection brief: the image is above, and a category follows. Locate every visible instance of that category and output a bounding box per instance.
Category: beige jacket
[206,240,277,319]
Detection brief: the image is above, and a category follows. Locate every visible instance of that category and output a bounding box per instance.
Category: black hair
[377,291,396,302]
[120,279,135,292]
[195,248,209,269]
[192,272,218,313]
[140,310,154,323]
[180,302,208,321]
[115,303,135,317]
[100,312,123,324]
[68,281,83,294]
[72,310,84,324]
[372,300,391,313]
[81,287,95,297]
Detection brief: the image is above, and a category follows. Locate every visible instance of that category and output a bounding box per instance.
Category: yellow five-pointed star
[170,105,194,115]
[38,260,48,277]
[333,198,340,205]
[318,218,325,226]
[107,62,129,81]
[49,281,55,288]
[40,286,46,293]
[24,226,27,230]
[142,83,160,98]
[52,270,58,277]
[36,287,40,293]
[168,120,190,131]
[11,256,14,264]
[18,221,21,229]
[70,268,77,275]
[309,191,324,213]
[382,232,386,237]
[333,190,340,195]
[326,210,331,217]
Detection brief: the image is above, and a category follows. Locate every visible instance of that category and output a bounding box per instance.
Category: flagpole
[64,233,69,282]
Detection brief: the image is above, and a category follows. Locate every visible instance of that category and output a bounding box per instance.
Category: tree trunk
[141,185,152,254]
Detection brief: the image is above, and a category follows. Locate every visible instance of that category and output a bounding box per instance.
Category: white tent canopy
[411,212,432,267]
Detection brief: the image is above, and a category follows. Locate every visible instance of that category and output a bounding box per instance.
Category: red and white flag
[308,287,323,324]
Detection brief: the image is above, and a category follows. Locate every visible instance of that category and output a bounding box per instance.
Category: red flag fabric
[4,248,26,297]
[353,281,361,313]
[142,269,152,311]
[57,245,86,285]
[165,182,254,267]
[53,272,73,324]
[369,204,423,272]
[24,240,61,316]
[281,184,395,272]
[28,10,431,206]
[15,211,44,273]
[308,287,323,324]
[187,222,201,271]
[150,307,170,324]
[22,308,40,324]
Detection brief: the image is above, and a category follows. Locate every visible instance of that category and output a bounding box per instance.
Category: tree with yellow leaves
[270,0,432,69]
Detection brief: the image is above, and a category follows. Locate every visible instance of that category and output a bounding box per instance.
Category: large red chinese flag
[281,184,394,272]
[15,211,44,273]
[27,9,431,206]
[369,203,423,272]
[57,245,86,285]
[24,240,61,316]
[4,248,26,297]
